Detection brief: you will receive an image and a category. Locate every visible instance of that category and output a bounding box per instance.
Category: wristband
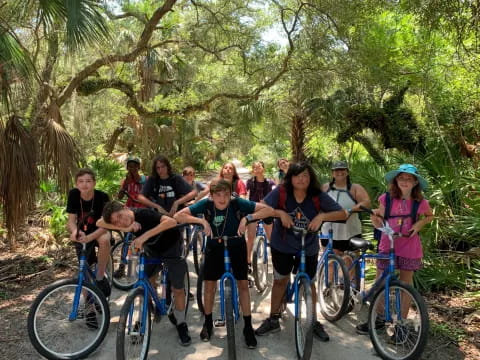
[246,214,254,223]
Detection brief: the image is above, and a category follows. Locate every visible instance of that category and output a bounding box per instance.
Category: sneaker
[243,326,257,349]
[177,322,191,346]
[85,310,98,329]
[313,321,329,342]
[113,264,125,279]
[200,323,213,342]
[356,318,386,335]
[255,317,280,336]
[96,277,111,298]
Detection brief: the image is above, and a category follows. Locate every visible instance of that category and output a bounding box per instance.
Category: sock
[174,309,185,325]
[204,313,213,327]
[96,273,103,281]
[243,315,252,329]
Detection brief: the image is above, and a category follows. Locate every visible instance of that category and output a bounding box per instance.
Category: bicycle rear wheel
[117,287,152,360]
[252,236,269,293]
[192,229,204,275]
[27,278,110,359]
[224,279,237,360]
[111,237,137,290]
[317,253,350,321]
[343,252,361,313]
[295,277,314,360]
[369,280,429,360]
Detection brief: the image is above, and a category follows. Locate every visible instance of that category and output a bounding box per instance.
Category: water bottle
[127,247,139,280]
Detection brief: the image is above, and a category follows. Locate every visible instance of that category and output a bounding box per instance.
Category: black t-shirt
[132,208,179,253]
[141,174,193,212]
[66,189,110,235]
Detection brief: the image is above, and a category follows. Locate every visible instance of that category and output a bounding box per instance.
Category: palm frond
[39,118,82,194]
[39,0,110,52]
[0,116,38,248]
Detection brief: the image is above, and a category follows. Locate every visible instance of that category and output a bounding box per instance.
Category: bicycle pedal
[214,319,225,327]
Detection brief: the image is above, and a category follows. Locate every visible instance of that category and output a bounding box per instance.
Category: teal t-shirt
[188,198,256,238]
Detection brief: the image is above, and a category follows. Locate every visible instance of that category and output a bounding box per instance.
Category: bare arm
[351,184,371,211]
[174,207,211,236]
[137,194,168,215]
[309,209,347,231]
[237,202,275,235]
[170,189,197,215]
[96,218,140,233]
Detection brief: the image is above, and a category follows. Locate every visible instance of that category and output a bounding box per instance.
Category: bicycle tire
[167,261,191,325]
[27,278,110,360]
[317,253,350,322]
[117,287,152,360]
[295,277,314,360]
[369,280,429,360]
[225,279,237,360]
[252,236,269,293]
[196,260,205,314]
[111,239,137,290]
[192,229,204,275]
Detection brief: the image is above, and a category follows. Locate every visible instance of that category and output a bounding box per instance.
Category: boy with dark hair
[174,179,275,349]
[118,156,147,208]
[66,168,111,299]
[97,201,192,346]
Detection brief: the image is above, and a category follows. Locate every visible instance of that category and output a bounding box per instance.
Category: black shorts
[320,234,362,252]
[203,237,248,281]
[271,247,318,280]
[144,232,184,283]
[74,241,97,265]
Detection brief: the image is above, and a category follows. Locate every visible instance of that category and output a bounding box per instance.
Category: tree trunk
[291,109,306,162]
[105,126,126,155]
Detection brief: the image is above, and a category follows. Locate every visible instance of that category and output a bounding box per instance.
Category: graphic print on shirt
[157,185,175,199]
[288,207,310,229]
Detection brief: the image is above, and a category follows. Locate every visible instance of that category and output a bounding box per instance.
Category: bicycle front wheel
[317,253,350,321]
[295,277,314,360]
[369,280,429,360]
[111,239,137,290]
[27,278,110,359]
[252,236,269,293]
[224,279,237,360]
[117,288,152,360]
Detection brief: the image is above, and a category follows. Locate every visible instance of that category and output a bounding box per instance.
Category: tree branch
[57,0,178,106]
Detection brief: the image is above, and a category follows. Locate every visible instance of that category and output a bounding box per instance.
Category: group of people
[66,154,434,350]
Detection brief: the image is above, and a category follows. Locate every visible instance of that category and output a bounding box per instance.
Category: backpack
[373,192,420,241]
[327,183,357,204]
[278,185,321,212]
[204,198,246,223]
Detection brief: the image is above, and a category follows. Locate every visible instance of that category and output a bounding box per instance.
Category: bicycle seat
[349,237,374,251]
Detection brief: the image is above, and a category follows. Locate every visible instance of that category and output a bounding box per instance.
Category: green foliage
[87,157,125,198]
[430,321,467,343]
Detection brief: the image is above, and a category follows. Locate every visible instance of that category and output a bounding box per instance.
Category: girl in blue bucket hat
[356,164,434,335]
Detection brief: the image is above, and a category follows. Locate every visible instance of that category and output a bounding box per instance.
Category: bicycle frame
[285,228,312,318]
[316,229,343,289]
[118,232,134,266]
[255,220,268,264]
[217,237,240,324]
[349,212,403,323]
[70,243,100,320]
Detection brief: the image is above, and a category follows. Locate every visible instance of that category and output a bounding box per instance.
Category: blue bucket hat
[385,164,428,190]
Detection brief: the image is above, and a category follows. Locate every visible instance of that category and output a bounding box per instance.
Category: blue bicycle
[116,224,191,360]
[111,231,138,290]
[316,229,350,322]
[27,242,111,359]
[251,219,270,292]
[343,207,429,360]
[279,226,316,360]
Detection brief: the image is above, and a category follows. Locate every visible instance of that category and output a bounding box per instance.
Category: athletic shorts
[271,247,318,280]
[203,237,248,281]
[376,255,422,271]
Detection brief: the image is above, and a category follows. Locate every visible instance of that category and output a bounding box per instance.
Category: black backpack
[373,192,420,241]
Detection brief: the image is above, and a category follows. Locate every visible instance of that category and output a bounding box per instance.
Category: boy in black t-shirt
[66,168,111,298]
[97,201,192,346]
